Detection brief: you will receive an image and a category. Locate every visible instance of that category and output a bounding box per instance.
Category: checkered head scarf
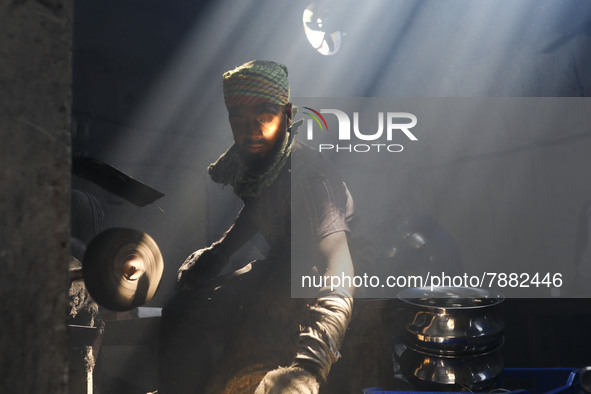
[223,60,290,109]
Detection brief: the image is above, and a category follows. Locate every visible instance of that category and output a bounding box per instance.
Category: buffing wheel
[83,228,163,311]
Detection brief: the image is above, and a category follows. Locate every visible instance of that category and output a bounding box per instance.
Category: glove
[175,245,229,291]
[291,287,353,382]
[254,366,319,394]
[255,287,353,393]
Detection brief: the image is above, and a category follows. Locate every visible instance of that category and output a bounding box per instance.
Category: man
[158,60,357,393]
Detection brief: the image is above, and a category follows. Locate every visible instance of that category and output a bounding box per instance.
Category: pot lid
[398,287,504,309]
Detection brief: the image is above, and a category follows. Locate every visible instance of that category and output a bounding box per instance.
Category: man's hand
[254,366,319,394]
[175,246,229,292]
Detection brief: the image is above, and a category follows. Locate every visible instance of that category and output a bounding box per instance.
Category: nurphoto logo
[303,108,418,153]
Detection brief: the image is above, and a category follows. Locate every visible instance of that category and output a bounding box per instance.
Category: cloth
[207,120,298,199]
[292,288,353,381]
[254,366,319,394]
[223,60,290,109]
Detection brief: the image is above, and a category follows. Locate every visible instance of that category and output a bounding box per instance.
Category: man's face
[228,103,290,159]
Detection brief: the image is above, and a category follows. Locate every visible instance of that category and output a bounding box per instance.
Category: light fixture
[302,2,343,56]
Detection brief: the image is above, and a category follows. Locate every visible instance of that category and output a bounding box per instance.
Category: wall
[0,0,72,392]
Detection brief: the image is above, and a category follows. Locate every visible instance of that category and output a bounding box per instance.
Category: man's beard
[238,128,288,173]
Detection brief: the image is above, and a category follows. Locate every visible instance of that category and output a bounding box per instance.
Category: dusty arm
[255,231,355,393]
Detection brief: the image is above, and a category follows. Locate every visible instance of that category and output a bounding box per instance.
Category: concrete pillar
[0,1,73,392]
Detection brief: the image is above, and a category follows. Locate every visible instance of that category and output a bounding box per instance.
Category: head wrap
[223,60,290,109]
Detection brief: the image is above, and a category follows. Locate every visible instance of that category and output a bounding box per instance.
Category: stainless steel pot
[398,344,504,391]
[394,287,505,390]
[398,287,505,355]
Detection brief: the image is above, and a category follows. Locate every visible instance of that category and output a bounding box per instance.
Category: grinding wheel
[83,228,163,311]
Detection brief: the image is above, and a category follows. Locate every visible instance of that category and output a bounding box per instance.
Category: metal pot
[398,287,505,355]
[398,344,504,392]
